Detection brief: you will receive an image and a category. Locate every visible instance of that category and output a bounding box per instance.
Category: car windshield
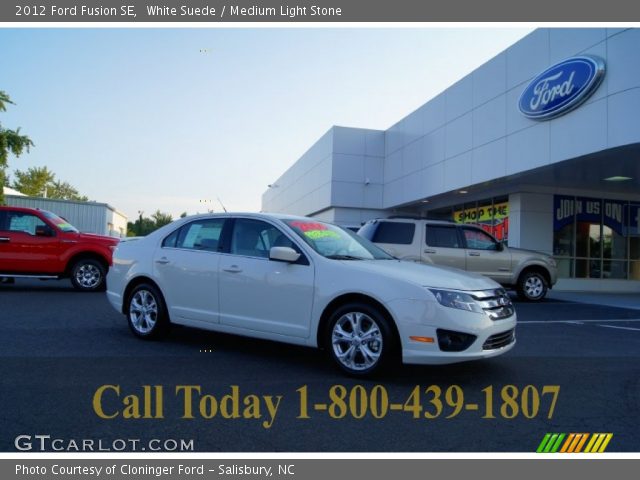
[41,210,79,233]
[284,219,394,260]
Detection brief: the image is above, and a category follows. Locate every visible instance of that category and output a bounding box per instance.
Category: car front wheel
[70,258,106,292]
[326,303,396,376]
[517,270,548,301]
[127,284,169,339]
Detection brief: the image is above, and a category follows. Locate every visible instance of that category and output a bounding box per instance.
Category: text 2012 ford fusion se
[107,213,516,375]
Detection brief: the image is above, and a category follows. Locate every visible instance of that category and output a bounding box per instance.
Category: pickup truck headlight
[428,289,484,314]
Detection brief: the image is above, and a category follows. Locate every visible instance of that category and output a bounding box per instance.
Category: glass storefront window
[603,225,627,260]
[575,222,601,259]
[553,223,573,257]
[603,260,628,279]
[554,196,640,280]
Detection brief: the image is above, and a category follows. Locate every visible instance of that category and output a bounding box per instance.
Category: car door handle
[468,252,481,257]
[424,249,436,254]
[222,265,243,273]
[0,237,10,243]
[155,257,170,265]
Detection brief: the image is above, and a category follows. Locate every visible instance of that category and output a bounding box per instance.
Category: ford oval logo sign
[518,55,605,120]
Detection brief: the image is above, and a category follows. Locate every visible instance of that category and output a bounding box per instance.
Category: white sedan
[107,213,516,376]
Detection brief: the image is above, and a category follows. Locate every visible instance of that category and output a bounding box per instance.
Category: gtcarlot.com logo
[14,435,194,452]
[536,433,613,453]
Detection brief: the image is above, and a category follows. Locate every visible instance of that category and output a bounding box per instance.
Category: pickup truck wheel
[127,284,169,339]
[326,303,395,377]
[70,259,106,292]
[517,270,548,301]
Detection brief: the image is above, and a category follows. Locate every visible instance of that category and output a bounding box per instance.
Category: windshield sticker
[290,221,327,232]
[57,222,73,230]
[304,230,340,240]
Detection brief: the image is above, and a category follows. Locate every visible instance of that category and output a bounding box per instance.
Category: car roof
[366,217,458,226]
[0,205,47,214]
[178,212,333,223]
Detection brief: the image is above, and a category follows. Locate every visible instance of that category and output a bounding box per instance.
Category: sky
[0,27,532,220]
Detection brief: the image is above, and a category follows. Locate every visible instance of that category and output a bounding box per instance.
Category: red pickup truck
[0,206,119,291]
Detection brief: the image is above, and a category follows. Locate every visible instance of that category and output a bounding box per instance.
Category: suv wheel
[517,270,548,301]
[326,303,396,376]
[127,283,170,339]
[70,259,106,292]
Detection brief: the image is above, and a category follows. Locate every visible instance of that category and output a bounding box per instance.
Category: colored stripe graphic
[537,433,613,453]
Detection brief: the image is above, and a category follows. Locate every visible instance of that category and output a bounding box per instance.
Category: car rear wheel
[70,258,106,292]
[326,303,396,376]
[517,270,548,301]
[127,283,170,339]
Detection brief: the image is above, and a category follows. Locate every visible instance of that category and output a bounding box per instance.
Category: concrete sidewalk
[547,290,640,310]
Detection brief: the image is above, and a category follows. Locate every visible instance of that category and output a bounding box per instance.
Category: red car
[0,206,119,291]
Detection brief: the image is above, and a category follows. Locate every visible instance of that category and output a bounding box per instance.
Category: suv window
[3,211,47,235]
[164,219,225,251]
[425,225,461,248]
[369,221,415,245]
[462,227,498,250]
[231,219,295,258]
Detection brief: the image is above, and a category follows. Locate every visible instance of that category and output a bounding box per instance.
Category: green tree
[11,166,88,201]
[127,210,174,236]
[48,180,89,201]
[0,91,34,204]
[151,210,173,228]
[12,166,54,197]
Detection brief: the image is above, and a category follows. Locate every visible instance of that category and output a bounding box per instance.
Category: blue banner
[553,195,626,235]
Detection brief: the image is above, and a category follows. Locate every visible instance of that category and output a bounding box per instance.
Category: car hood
[77,233,120,245]
[508,247,552,260]
[341,259,501,291]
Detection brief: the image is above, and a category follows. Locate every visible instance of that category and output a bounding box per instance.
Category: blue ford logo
[518,55,605,120]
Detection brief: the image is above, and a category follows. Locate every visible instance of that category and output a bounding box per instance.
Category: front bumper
[387,297,517,365]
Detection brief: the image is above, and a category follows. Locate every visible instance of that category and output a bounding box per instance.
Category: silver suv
[358,218,557,301]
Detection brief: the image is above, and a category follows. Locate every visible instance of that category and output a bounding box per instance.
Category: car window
[231,219,295,258]
[370,221,415,245]
[462,227,498,250]
[425,225,460,248]
[40,210,79,233]
[162,228,181,248]
[285,219,393,260]
[169,219,225,251]
[4,211,47,235]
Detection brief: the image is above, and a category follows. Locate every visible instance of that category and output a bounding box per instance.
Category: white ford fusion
[107,213,516,375]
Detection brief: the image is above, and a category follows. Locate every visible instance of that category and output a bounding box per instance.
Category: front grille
[472,288,515,320]
[482,329,515,350]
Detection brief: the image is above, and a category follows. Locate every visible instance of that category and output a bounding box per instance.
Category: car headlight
[428,289,484,314]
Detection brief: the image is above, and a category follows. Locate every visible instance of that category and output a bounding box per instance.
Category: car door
[152,218,226,325]
[461,226,512,283]
[422,224,467,269]
[0,209,63,274]
[218,218,315,338]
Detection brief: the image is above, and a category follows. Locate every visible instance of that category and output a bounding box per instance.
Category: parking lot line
[597,324,640,332]
[518,319,640,324]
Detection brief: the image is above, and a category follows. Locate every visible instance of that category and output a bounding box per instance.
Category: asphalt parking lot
[1,278,639,452]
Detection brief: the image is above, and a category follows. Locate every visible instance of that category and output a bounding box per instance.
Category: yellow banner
[454,202,509,224]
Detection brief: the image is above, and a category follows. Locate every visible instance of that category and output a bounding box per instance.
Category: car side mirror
[269,246,301,263]
[35,225,54,237]
[496,242,504,251]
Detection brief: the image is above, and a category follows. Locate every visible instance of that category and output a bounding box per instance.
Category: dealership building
[262,28,640,291]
